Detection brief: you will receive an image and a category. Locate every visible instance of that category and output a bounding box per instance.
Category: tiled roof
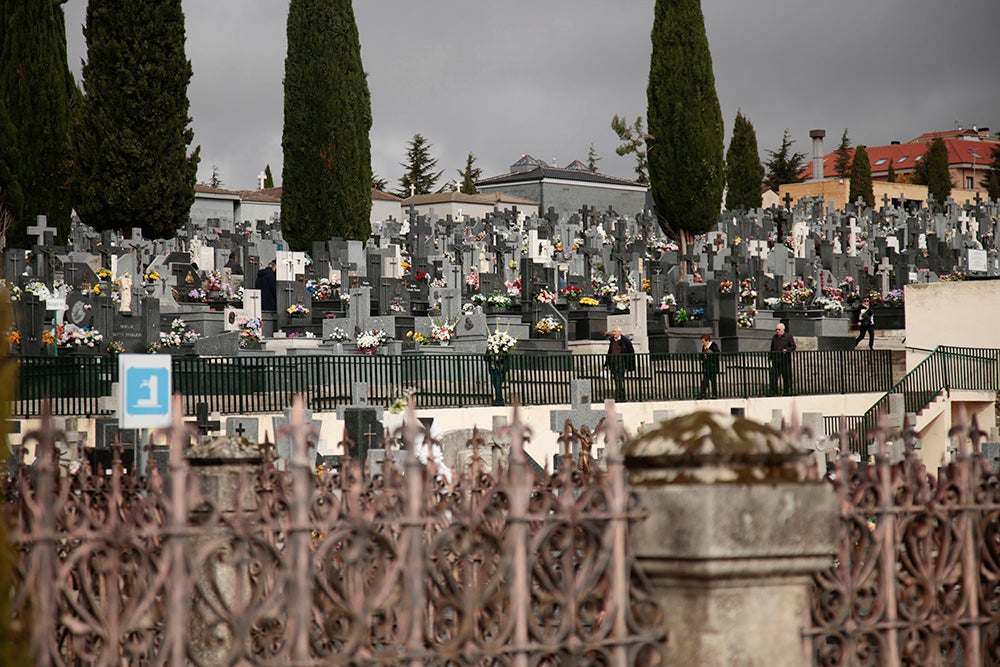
[477,164,644,188]
[238,187,282,203]
[400,191,539,207]
[194,184,241,198]
[372,189,402,202]
[800,136,998,180]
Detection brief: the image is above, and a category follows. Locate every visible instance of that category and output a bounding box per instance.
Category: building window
[966,176,974,189]
[898,156,909,163]
[874,159,887,166]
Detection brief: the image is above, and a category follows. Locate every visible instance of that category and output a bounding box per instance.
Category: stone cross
[27,215,57,246]
[549,380,603,434]
[876,255,893,295]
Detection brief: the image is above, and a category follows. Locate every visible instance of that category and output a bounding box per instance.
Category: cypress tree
[263,164,275,189]
[886,162,896,183]
[848,145,874,208]
[397,133,443,197]
[646,0,724,277]
[73,0,199,240]
[724,110,763,211]
[918,137,952,207]
[0,0,75,247]
[833,129,852,179]
[981,141,1000,194]
[586,143,601,173]
[0,101,23,249]
[457,153,481,195]
[282,0,372,248]
[764,130,808,192]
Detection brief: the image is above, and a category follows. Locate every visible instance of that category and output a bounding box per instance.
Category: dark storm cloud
[63,0,999,191]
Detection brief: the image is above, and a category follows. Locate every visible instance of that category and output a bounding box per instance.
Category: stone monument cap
[185,435,266,464]
[622,412,812,485]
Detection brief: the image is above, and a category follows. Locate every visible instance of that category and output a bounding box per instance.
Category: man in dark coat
[699,333,721,399]
[769,322,796,395]
[255,260,277,312]
[605,327,636,402]
[854,297,875,349]
[223,252,244,275]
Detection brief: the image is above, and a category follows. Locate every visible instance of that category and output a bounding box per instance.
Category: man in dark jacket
[255,260,277,312]
[769,322,796,395]
[854,297,875,349]
[606,327,636,402]
[223,252,244,275]
[699,333,721,399]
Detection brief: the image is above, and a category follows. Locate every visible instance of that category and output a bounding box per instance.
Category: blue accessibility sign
[118,355,173,428]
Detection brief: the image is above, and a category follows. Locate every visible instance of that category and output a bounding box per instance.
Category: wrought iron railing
[13,349,896,417]
[805,422,1000,664]
[7,399,665,665]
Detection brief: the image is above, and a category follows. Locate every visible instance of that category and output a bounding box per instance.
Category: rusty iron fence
[6,399,664,666]
[806,419,1000,665]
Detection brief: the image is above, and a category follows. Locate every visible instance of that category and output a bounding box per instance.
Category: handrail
[844,346,1000,455]
[12,349,895,417]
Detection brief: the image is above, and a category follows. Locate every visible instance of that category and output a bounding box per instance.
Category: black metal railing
[836,346,1000,455]
[13,349,896,417]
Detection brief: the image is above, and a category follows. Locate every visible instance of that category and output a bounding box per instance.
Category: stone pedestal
[623,412,838,667]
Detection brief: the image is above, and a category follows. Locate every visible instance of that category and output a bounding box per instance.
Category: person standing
[699,333,721,399]
[223,251,244,275]
[255,259,277,312]
[769,322,796,395]
[854,297,875,349]
[605,327,636,402]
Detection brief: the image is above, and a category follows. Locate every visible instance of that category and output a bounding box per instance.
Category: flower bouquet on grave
[205,271,225,294]
[287,303,310,318]
[142,270,161,284]
[187,287,206,302]
[485,327,517,356]
[533,316,564,335]
[429,318,457,345]
[486,291,512,309]
[465,269,480,291]
[658,294,676,312]
[579,296,600,308]
[97,267,112,281]
[737,309,757,329]
[739,279,758,305]
[60,324,104,349]
[158,318,201,348]
[7,329,19,345]
[504,278,521,297]
[327,326,350,342]
[535,288,557,304]
[389,298,405,313]
[355,328,389,355]
[673,308,689,324]
[306,278,336,301]
[406,330,428,345]
[560,285,582,302]
[612,293,630,311]
[719,280,734,294]
[106,340,125,354]
[237,316,263,348]
[25,281,52,301]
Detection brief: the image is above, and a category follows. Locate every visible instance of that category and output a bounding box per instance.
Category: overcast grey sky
[63,0,1000,193]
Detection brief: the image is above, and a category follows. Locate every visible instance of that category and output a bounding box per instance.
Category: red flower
[415,270,427,280]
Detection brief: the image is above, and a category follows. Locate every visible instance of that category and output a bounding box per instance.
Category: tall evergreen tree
[263,164,275,189]
[987,172,1000,202]
[282,0,372,247]
[1,0,75,247]
[457,152,481,194]
[848,145,874,208]
[397,133,442,197]
[209,165,223,189]
[73,0,199,240]
[764,129,808,192]
[833,129,852,179]
[886,162,896,183]
[912,137,951,207]
[646,0,724,279]
[586,143,601,173]
[371,173,388,191]
[724,110,763,211]
[981,140,1000,195]
[611,114,648,183]
[0,101,23,252]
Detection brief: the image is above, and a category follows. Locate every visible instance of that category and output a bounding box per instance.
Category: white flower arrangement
[356,328,389,355]
[59,324,104,348]
[814,296,845,316]
[158,318,201,348]
[24,281,52,301]
[327,327,350,342]
[486,327,517,356]
[658,294,677,311]
[612,293,630,311]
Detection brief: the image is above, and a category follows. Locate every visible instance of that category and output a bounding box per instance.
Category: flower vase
[438,340,450,347]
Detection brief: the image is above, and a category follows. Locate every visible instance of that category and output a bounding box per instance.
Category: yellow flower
[93,285,101,294]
